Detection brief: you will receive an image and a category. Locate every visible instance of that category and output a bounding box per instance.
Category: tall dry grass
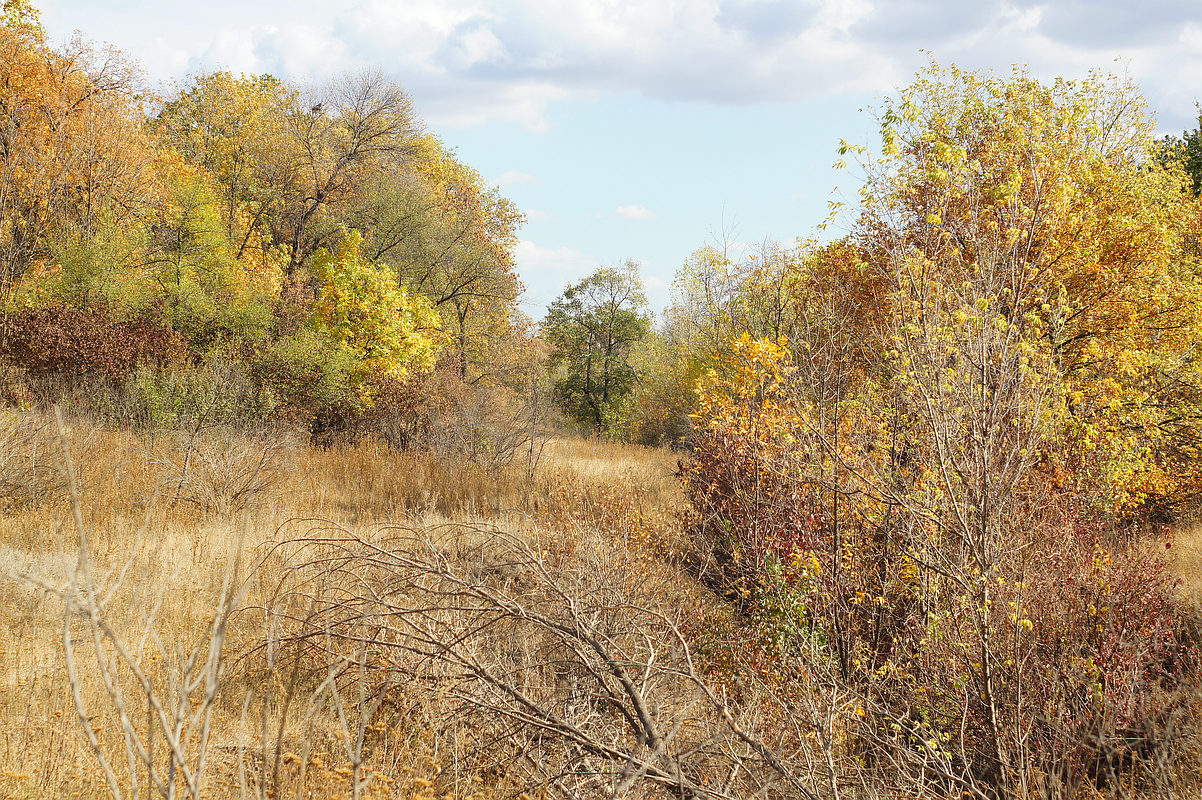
[0,412,689,799]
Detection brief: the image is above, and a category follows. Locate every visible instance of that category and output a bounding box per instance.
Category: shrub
[153,427,294,515]
[1,306,189,394]
[308,368,435,448]
[310,362,554,468]
[682,336,1201,797]
[250,328,359,427]
[114,356,276,432]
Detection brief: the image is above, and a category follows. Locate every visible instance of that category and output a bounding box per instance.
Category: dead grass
[1172,522,1202,613]
[0,411,689,799]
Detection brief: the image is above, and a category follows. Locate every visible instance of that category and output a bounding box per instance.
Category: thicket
[676,66,1202,796]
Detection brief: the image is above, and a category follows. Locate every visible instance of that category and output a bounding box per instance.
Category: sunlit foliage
[682,63,1202,795]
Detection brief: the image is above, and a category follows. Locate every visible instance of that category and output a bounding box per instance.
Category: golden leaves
[311,229,441,400]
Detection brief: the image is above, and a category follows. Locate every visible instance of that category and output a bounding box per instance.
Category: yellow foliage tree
[311,230,440,402]
[0,8,155,291]
[856,62,1202,517]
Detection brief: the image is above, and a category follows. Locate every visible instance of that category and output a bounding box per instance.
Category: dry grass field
[0,409,703,799]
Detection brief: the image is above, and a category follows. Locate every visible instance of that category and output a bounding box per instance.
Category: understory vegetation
[6,1,1202,796]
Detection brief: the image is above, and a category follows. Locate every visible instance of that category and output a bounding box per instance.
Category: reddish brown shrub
[1,306,189,388]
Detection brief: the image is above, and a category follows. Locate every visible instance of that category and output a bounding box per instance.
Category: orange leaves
[0,21,155,290]
[693,335,793,428]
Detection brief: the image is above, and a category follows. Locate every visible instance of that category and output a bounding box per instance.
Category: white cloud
[194,22,350,82]
[525,209,550,221]
[42,0,1202,132]
[201,27,263,76]
[514,239,601,310]
[515,239,597,275]
[615,204,658,220]
[440,21,508,70]
[418,81,570,132]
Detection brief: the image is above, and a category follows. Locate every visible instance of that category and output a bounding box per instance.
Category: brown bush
[312,365,554,472]
[1,306,189,392]
[152,428,295,516]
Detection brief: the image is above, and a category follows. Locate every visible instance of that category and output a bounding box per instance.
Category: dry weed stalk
[0,409,65,508]
[230,578,418,800]
[258,520,830,799]
[36,405,249,799]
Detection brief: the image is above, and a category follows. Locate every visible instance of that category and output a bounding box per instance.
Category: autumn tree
[277,70,420,278]
[132,159,276,348]
[665,240,811,360]
[358,135,524,382]
[665,245,742,356]
[639,237,884,446]
[648,242,796,445]
[157,74,523,385]
[0,5,155,291]
[542,263,651,433]
[156,69,421,283]
[153,71,298,263]
[850,66,1201,786]
[859,63,1202,518]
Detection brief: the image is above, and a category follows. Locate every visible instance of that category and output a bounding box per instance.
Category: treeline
[0,0,543,454]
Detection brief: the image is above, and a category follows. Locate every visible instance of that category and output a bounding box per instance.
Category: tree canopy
[542,263,651,433]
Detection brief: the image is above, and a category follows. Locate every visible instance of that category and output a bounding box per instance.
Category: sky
[34,0,1202,318]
